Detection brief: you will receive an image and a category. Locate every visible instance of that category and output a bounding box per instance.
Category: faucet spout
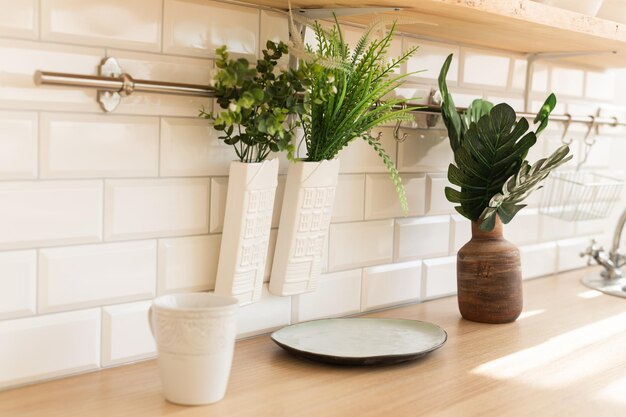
[610,208,626,269]
[581,207,626,281]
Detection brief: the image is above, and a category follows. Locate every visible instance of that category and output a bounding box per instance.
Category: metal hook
[583,114,598,147]
[576,114,598,170]
[561,113,573,145]
[394,103,409,142]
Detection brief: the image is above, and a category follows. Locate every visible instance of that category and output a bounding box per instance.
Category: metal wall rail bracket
[98,57,123,112]
[291,7,401,19]
[34,57,216,113]
[523,50,616,113]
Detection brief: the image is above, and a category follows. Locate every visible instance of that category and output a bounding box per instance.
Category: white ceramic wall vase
[269,159,340,296]
[214,159,279,305]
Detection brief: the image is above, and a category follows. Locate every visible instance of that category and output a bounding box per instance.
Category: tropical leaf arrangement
[289,14,423,213]
[438,54,573,231]
[199,41,306,163]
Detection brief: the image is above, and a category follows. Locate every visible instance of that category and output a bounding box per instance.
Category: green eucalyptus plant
[200,41,306,163]
[290,16,422,212]
[438,54,573,231]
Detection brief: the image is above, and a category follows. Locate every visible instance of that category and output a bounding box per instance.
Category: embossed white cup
[148,293,239,405]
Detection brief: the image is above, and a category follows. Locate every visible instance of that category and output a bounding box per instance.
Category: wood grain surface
[242,0,626,68]
[457,219,523,323]
[1,268,625,417]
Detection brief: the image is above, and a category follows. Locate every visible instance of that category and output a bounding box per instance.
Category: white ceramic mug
[149,292,239,405]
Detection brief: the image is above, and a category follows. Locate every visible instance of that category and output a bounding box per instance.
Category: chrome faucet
[581,208,626,281]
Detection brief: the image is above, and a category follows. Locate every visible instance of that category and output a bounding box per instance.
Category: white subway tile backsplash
[332,174,365,223]
[448,90,484,108]
[423,256,457,300]
[557,237,593,272]
[158,234,220,293]
[450,214,471,252]
[586,70,616,101]
[237,285,291,338]
[161,118,233,177]
[110,50,214,117]
[365,174,426,220]
[394,216,451,262]
[293,269,362,322]
[511,58,528,90]
[427,174,455,214]
[0,181,102,250]
[520,242,557,280]
[532,63,549,93]
[580,136,612,168]
[0,40,104,112]
[0,309,100,389]
[504,208,540,246]
[0,0,38,39]
[539,214,577,241]
[397,129,451,173]
[39,240,156,313]
[163,0,259,59]
[41,0,162,51]
[406,39,459,82]
[209,177,228,233]
[0,111,37,179]
[0,251,36,320]
[462,49,510,88]
[576,216,610,236]
[392,85,430,104]
[486,95,525,112]
[328,220,394,271]
[260,11,289,48]
[362,261,422,311]
[337,132,397,173]
[105,178,210,241]
[551,66,585,98]
[102,301,156,367]
[40,113,159,178]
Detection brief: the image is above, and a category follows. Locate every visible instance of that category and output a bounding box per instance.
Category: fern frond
[365,134,408,214]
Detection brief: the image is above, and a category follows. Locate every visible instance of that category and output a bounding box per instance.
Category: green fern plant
[291,16,422,213]
[438,54,573,231]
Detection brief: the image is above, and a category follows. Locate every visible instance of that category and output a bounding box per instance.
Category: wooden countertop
[2,268,625,417]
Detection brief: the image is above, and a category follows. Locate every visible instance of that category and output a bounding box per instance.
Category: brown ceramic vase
[457,216,522,324]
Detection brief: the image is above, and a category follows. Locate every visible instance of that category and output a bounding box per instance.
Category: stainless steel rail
[34,71,212,98]
[33,69,626,127]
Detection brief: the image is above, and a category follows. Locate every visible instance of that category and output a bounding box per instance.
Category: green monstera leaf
[444,103,538,222]
[438,53,568,231]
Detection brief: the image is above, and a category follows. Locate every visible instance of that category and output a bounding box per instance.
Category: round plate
[270,318,447,365]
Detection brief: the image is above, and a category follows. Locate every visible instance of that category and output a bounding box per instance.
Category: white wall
[0,0,624,389]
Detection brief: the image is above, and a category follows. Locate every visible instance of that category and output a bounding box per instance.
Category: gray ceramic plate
[271,318,447,365]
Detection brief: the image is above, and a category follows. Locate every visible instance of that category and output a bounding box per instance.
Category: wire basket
[539,171,625,222]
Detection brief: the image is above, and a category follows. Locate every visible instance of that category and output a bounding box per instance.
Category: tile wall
[0,0,625,390]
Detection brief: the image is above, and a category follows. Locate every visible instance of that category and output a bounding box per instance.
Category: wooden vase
[457,216,522,323]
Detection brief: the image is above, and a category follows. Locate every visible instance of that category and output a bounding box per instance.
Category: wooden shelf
[251,0,626,68]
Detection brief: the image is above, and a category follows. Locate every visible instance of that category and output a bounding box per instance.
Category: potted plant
[269,17,421,296]
[200,41,305,305]
[438,54,572,323]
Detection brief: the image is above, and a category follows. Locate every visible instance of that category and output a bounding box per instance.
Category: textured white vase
[269,159,340,296]
[149,292,239,405]
[214,159,279,305]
